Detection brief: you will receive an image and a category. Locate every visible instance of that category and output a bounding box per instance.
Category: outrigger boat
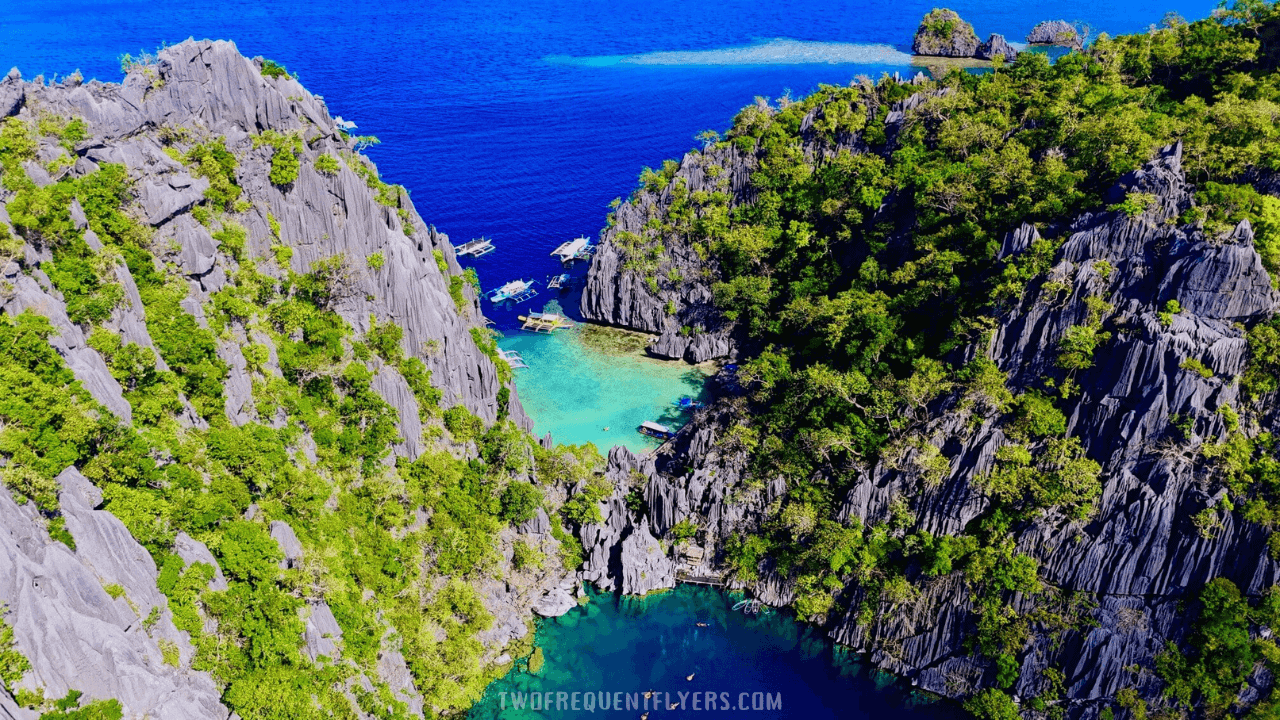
[637,421,674,440]
[550,236,596,263]
[547,273,571,290]
[518,312,575,333]
[673,396,705,410]
[497,348,528,368]
[488,279,538,304]
[454,237,496,258]
[731,599,772,616]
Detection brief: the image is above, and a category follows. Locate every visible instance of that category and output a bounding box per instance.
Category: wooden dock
[676,571,726,587]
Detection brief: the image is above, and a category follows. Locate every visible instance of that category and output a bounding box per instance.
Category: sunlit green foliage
[254,130,304,187]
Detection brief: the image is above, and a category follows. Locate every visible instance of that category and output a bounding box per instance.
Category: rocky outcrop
[618,520,675,595]
[975,34,1019,61]
[580,142,755,363]
[912,9,981,58]
[1,69,26,118]
[531,583,577,618]
[8,39,529,436]
[581,78,944,366]
[0,470,228,719]
[0,39,550,717]
[1028,20,1084,48]
[581,143,1280,714]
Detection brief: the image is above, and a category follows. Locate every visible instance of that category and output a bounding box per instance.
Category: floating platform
[488,279,537,303]
[519,311,575,333]
[455,237,496,258]
[547,273,571,290]
[551,236,595,263]
[497,348,528,369]
[638,421,674,440]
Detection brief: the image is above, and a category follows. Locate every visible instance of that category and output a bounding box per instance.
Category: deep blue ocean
[6,0,1217,331]
[4,1,1219,716]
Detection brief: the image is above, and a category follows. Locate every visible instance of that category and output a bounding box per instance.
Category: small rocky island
[1028,19,1086,49]
[912,8,1019,61]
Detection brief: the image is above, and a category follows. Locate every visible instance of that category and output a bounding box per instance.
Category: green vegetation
[1157,578,1280,716]
[0,107,614,720]
[37,690,123,720]
[314,153,340,176]
[254,130,304,187]
[0,606,31,695]
[184,138,243,211]
[511,539,544,570]
[1180,357,1214,379]
[259,59,290,79]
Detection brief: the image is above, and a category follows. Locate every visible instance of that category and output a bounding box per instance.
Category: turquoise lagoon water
[468,584,963,719]
[499,329,711,452]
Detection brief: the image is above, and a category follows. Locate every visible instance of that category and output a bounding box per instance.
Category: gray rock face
[581,144,754,363]
[518,507,552,536]
[1028,20,1084,48]
[581,142,1280,713]
[301,601,342,662]
[0,39,547,717]
[173,533,228,591]
[0,71,24,118]
[975,34,1019,61]
[619,520,675,595]
[8,38,530,443]
[531,585,577,618]
[0,471,228,720]
[912,9,981,58]
[140,175,209,226]
[269,520,303,570]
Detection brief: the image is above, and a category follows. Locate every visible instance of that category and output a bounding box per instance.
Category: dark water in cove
[470,584,965,720]
[5,0,1217,715]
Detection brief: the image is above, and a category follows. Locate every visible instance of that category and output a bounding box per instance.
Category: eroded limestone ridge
[0,39,567,719]
[577,136,1280,712]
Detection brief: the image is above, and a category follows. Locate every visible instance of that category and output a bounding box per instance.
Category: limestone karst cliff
[574,9,1280,716]
[578,139,1280,718]
[0,40,584,719]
